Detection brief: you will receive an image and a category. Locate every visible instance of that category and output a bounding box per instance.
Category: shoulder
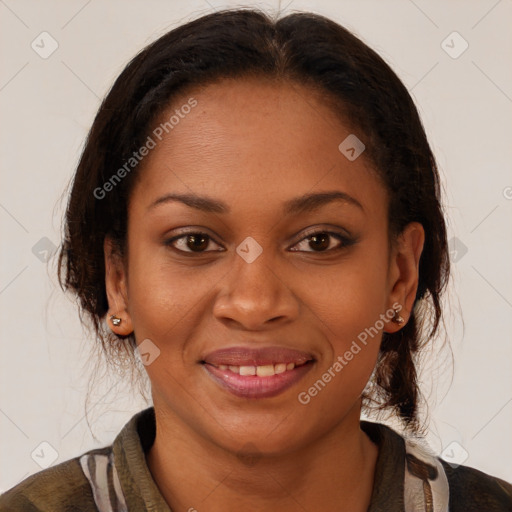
[0,447,110,512]
[440,460,512,511]
[403,429,512,511]
[0,408,153,512]
[363,420,512,511]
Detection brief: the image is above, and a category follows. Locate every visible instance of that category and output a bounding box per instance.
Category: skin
[104,76,424,512]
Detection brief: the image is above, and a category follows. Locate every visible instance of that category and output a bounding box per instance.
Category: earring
[392,308,405,325]
[110,315,122,326]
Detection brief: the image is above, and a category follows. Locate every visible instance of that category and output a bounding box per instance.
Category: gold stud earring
[110,315,122,327]
[392,308,405,325]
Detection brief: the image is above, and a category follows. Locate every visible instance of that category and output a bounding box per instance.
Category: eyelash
[164,229,355,255]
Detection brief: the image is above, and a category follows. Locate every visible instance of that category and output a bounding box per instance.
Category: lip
[202,346,314,367]
[201,346,315,399]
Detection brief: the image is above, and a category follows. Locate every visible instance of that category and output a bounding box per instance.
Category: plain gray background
[1,0,511,491]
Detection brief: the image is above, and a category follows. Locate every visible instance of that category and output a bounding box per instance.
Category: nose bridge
[213,241,297,326]
[236,243,277,295]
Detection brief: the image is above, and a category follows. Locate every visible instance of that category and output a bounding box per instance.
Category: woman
[1,8,510,512]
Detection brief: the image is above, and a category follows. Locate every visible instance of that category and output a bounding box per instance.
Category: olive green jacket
[1,407,511,511]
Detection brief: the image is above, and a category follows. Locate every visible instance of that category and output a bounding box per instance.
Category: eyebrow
[147,190,364,215]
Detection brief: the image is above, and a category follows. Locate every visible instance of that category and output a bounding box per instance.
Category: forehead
[130,76,387,220]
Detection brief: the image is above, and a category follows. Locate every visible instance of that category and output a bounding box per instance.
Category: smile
[201,345,315,399]
[212,361,302,375]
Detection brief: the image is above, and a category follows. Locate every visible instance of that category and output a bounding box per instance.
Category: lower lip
[202,362,314,399]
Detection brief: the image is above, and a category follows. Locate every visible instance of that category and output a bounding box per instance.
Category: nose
[212,248,299,330]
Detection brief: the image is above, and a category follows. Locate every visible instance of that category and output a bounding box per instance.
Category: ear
[104,236,134,336]
[384,222,425,334]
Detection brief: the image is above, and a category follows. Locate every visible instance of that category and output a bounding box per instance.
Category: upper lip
[202,346,314,367]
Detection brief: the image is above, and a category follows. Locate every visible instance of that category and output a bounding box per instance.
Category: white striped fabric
[79,452,128,512]
[404,438,449,512]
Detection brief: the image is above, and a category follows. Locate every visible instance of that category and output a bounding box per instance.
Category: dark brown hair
[57,8,450,432]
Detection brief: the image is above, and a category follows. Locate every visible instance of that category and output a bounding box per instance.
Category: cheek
[299,238,389,397]
[125,243,212,344]
[309,248,389,347]
[296,262,387,417]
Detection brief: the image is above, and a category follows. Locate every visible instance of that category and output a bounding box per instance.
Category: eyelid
[164,225,355,254]
[164,228,224,253]
[294,225,352,243]
[288,227,354,252]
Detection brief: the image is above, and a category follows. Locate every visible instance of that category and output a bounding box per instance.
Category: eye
[165,228,355,255]
[289,230,353,253]
[164,231,224,253]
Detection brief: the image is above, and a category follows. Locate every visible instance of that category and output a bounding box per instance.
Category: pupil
[188,234,208,251]
[310,233,329,251]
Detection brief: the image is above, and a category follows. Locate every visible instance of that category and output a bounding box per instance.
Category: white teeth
[274,363,287,374]
[239,366,256,376]
[256,365,275,377]
[216,362,302,375]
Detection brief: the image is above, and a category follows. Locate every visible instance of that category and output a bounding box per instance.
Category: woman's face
[105,76,424,455]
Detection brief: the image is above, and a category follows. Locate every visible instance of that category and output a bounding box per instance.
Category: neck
[146,400,378,512]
